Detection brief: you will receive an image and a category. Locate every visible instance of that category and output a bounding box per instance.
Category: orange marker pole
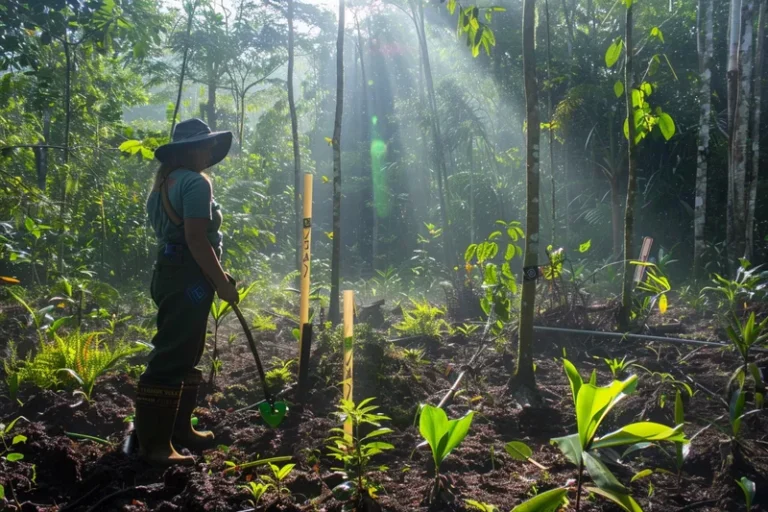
[297,173,313,401]
[343,290,355,439]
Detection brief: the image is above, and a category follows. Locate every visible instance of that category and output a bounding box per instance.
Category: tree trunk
[512,0,539,392]
[410,0,454,268]
[355,16,373,272]
[619,1,636,331]
[329,0,345,325]
[171,1,197,137]
[288,0,302,279]
[727,0,743,269]
[728,0,755,265]
[694,0,714,277]
[545,0,556,246]
[468,136,475,244]
[610,175,622,259]
[747,0,765,260]
[207,60,218,131]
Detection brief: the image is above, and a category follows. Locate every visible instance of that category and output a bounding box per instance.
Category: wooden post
[633,236,654,284]
[298,173,313,400]
[343,290,354,439]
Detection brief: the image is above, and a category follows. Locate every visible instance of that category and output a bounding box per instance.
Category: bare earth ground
[0,306,767,512]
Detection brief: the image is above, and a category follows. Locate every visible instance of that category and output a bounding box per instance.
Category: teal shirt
[147,168,223,249]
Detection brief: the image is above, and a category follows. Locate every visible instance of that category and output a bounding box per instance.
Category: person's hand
[216,278,239,304]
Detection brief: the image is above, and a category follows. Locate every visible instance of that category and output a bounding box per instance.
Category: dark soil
[1,304,767,512]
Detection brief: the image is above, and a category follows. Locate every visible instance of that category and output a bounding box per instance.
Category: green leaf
[465,244,478,262]
[0,484,4,499]
[650,27,665,43]
[11,435,27,445]
[658,112,676,140]
[730,390,746,436]
[592,422,686,450]
[579,240,592,253]
[614,81,624,98]
[6,452,24,462]
[563,359,583,407]
[640,82,653,96]
[576,376,638,449]
[631,469,654,482]
[585,486,643,512]
[436,410,474,465]
[510,487,569,512]
[584,451,628,494]
[505,441,533,461]
[605,39,623,67]
[736,477,755,510]
[551,433,582,465]
[419,405,447,467]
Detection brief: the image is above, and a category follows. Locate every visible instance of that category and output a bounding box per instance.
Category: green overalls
[141,168,223,386]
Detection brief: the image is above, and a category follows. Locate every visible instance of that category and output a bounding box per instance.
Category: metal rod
[532,325,768,353]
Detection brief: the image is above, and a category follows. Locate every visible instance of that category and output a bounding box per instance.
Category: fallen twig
[84,483,164,512]
[673,499,718,512]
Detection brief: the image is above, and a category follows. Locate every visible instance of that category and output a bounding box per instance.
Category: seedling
[0,416,28,463]
[240,481,274,506]
[602,356,636,378]
[326,398,393,508]
[551,359,686,511]
[261,463,295,495]
[402,347,428,365]
[418,404,474,504]
[394,299,453,338]
[724,312,767,406]
[465,499,498,511]
[736,477,755,511]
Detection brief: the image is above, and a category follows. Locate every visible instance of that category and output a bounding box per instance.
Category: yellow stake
[343,290,354,439]
[298,173,313,397]
[299,173,313,326]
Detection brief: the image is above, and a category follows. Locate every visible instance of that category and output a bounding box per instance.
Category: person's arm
[180,176,238,303]
[185,218,227,288]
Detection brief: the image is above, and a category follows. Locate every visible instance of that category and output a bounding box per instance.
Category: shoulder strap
[159,170,184,228]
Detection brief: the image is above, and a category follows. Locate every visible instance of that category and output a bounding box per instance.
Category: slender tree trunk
[329,0,345,325]
[58,36,72,274]
[729,0,755,265]
[545,0,556,245]
[610,175,622,258]
[410,0,454,267]
[238,91,246,152]
[468,136,475,244]
[747,0,765,260]
[727,0,743,269]
[694,0,714,277]
[512,0,539,392]
[561,0,575,244]
[355,16,373,272]
[619,2,636,331]
[207,61,218,131]
[171,1,197,137]
[288,0,302,279]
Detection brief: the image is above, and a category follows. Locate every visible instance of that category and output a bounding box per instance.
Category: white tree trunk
[747,0,766,260]
[694,0,714,276]
[729,0,754,265]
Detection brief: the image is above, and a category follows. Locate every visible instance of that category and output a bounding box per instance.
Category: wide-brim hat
[154,118,233,169]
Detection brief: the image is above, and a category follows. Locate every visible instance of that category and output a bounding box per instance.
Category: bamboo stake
[298,173,313,400]
[343,290,355,439]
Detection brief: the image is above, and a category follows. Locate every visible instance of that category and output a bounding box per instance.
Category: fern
[394,299,453,338]
[22,331,149,400]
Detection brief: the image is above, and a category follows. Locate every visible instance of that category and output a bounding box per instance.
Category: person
[135,118,239,466]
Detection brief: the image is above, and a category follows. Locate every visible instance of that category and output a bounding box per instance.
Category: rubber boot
[135,383,195,466]
[173,368,215,449]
